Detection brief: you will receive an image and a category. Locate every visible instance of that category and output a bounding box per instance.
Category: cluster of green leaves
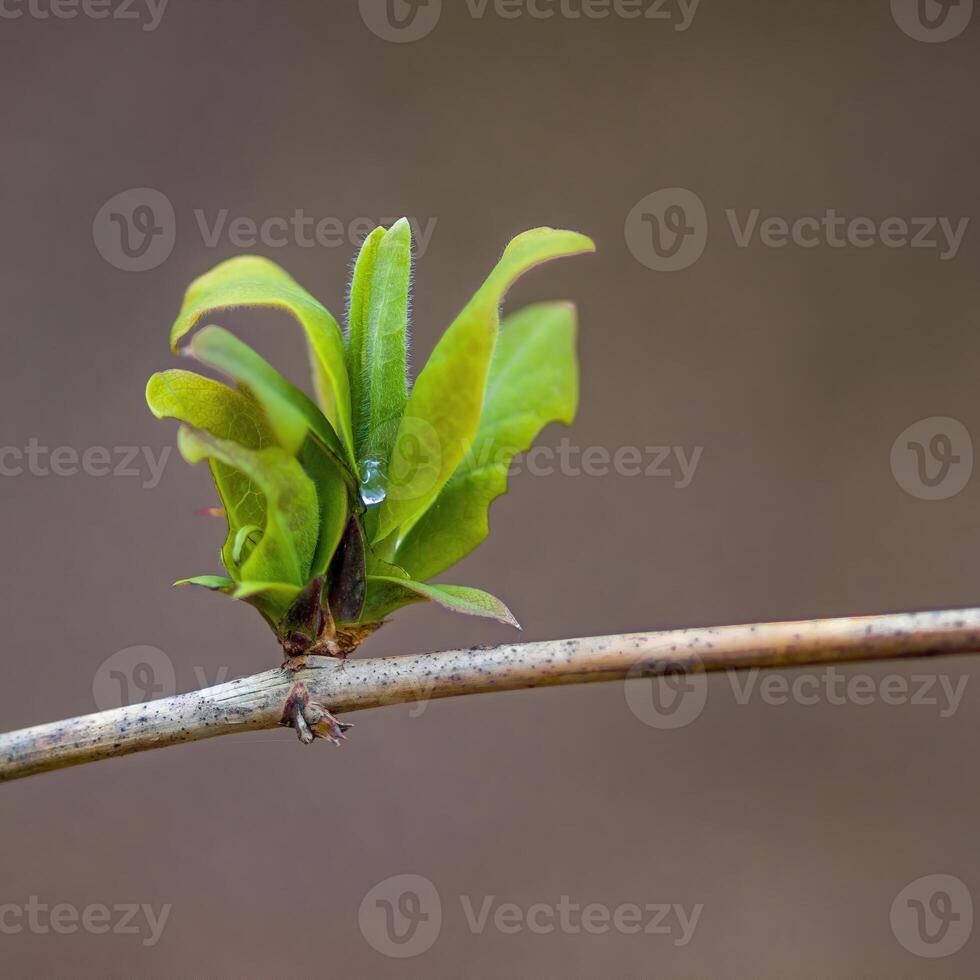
[146,221,593,655]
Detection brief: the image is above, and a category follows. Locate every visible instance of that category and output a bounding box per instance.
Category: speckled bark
[2,608,979,783]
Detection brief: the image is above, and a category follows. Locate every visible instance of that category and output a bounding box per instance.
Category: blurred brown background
[2,0,980,976]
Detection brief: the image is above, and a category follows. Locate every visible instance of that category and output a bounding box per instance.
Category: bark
[2,607,979,783]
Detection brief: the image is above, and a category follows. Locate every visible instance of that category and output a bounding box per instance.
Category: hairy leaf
[394,302,579,580]
[170,255,354,458]
[359,218,412,468]
[346,227,385,403]
[375,228,594,544]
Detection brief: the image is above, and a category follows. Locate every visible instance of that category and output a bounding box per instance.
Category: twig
[2,607,979,783]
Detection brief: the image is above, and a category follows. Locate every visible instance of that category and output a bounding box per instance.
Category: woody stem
[1,607,979,783]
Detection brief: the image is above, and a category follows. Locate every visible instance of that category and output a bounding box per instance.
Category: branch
[3,607,979,783]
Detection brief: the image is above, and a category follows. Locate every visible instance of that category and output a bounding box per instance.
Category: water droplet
[359,458,387,507]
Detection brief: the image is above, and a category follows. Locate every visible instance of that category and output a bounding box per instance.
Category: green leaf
[146,369,276,448]
[174,576,298,628]
[177,428,319,608]
[174,575,236,592]
[375,228,594,544]
[301,437,350,578]
[170,255,354,458]
[351,219,412,469]
[147,370,273,567]
[232,581,303,605]
[393,302,579,581]
[231,580,303,626]
[346,229,385,394]
[183,327,352,578]
[363,576,519,627]
[188,325,348,467]
[231,525,263,564]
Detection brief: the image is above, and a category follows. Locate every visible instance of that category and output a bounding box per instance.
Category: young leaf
[174,576,236,592]
[177,428,319,602]
[346,227,385,389]
[301,438,350,578]
[327,516,367,624]
[231,581,303,626]
[146,369,276,449]
[187,325,348,467]
[150,357,350,588]
[231,525,263,564]
[375,228,594,544]
[169,255,354,457]
[355,218,412,469]
[363,576,520,627]
[147,370,273,566]
[277,575,328,655]
[232,581,302,605]
[393,302,579,581]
